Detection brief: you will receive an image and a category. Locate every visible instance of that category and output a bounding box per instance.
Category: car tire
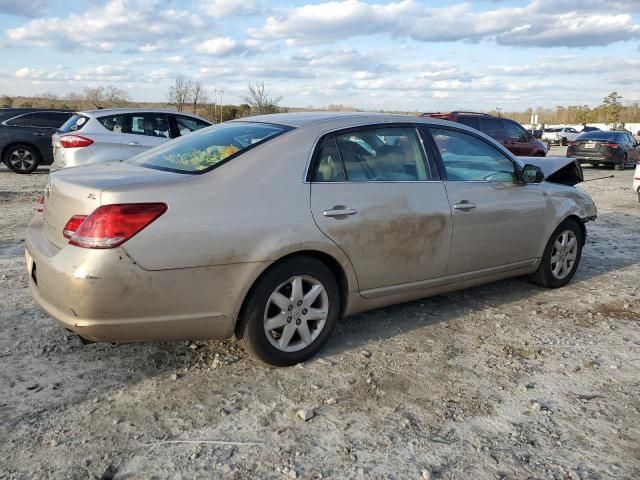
[614,153,626,171]
[561,137,568,146]
[3,144,40,174]
[529,219,583,289]
[238,256,341,366]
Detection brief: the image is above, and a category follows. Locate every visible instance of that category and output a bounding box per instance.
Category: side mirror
[522,164,544,184]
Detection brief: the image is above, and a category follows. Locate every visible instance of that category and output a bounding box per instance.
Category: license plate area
[584,143,595,149]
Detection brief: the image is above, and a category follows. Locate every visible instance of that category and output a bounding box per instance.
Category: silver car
[26,113,597,366]
[50,108,211,170]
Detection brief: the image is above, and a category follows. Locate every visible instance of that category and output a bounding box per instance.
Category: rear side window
[313,137,346,182]
[481,118,505,138]
[30,112,72,128]
[60,114,90,133]
[128,122,289,173]
[5,113,35,126]
[457,116,480,131]
[97,114,126,132]
[175,115,211,136]
[313,126,431,182]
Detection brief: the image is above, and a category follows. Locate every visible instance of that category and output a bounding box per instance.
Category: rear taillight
[67,203,167,249]
[63,215,87,239]
[600,142,619,149]
[36,195,44,212]
[568,141,578,147]
[59,135,94,148]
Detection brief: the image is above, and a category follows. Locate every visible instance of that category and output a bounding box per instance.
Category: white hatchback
[634,160,640,202]
[51,108,211,170]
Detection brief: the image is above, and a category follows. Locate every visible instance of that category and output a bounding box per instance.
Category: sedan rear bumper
[25,215,260,342]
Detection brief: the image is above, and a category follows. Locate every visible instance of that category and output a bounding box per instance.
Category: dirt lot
[1,150,639,479]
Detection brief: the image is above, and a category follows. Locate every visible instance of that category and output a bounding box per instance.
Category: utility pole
[219,89,224,123]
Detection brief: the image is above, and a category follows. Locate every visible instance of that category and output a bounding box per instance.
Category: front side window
[126,114,170,138]
[97,114,127,133]
[175,115,210,136]
[317,126,430,182]
[504,120,527,140]
[128,122,289,173]
[430,127,516,182]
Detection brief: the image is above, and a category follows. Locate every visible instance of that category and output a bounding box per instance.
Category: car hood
[520,156,583,186]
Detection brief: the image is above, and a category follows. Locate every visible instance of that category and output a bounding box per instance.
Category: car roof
[78,108,211,123]
[237,111,458,128]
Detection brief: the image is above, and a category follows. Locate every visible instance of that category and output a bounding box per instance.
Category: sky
[0,0,639,111]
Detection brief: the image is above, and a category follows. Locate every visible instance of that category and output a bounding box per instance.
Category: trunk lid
[571,138,615,155]
[42,162,186,248]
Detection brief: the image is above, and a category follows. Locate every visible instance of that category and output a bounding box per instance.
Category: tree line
[2,86,637,126]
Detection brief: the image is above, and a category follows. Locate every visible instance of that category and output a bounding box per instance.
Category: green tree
[601,91,623,124]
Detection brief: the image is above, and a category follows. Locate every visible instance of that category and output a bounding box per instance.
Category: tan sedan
[26,113,597,366]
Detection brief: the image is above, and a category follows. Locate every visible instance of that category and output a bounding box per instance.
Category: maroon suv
[422,112,548,157]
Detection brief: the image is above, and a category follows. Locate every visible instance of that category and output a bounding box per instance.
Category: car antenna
[582,175,615,182]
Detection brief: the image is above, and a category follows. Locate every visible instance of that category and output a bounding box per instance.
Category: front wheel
[529,219,583,288]
[238,256,340,366]
[3,144,40,174]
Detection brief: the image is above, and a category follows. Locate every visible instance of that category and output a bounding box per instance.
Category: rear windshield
[577,131,620,141]
[59,114,89,133]
[128,122,290,173]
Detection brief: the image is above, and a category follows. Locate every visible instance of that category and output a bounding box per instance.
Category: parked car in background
[27,112,596,366]
[634,160,640,202]
[421,112,547,156]
[1,108,73,173]
[542,127,580,146]
[567,131,640,170]
[50,109,212,170]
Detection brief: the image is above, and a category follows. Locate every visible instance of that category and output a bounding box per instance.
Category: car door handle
[323,206,357,218]
[453,201,477,211]
[127,141,144,147]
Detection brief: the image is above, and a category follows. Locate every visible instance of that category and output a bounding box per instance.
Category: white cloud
[194,37,242,56]
[200,0,261,18]
[249,0,640,47]
[0,0,48,17]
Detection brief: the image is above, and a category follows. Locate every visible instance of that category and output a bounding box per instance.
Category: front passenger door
[427,126,548,276]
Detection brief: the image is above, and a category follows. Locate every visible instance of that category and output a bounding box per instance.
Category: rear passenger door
[309,124,452,295]
[121,113,171,159]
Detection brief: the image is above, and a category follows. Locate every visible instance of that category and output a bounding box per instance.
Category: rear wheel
[238,256,340,366]
[529,219,583,288]
[3,144,40,174]
[614,153,626,171]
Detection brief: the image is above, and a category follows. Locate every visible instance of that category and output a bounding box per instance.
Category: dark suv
[421,112,547,157]
[0,108,73,173]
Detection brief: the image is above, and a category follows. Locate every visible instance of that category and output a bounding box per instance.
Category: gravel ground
[1,150,639,480]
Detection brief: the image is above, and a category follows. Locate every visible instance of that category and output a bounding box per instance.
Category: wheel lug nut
[288,305,293,311]
[302,309,308,315]
[296,318,301,325]
[297,301,303,306]
[287,317,292,323]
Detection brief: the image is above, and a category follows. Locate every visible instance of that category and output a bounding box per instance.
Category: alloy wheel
[263,275,329,352]
[8,148,35,172]
[550,229,578,280]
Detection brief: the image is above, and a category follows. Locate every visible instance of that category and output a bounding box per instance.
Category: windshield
[577,131,619,141]
[128,121,290,173]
